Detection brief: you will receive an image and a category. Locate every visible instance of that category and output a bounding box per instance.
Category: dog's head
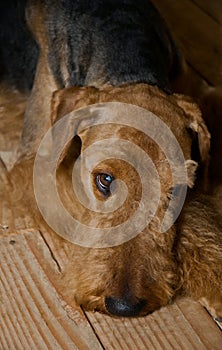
[42,83,210,316]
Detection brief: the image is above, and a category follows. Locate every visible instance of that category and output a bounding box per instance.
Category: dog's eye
[96,173,113,195]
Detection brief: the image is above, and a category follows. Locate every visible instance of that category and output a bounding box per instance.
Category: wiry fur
[177,193,222,319]
[48,83,220,318]
[1,0,222,318]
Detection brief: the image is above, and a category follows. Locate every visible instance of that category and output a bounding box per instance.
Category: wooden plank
[192,0,222,25]
[176,298,222,347]
[4,230,221,350]
[0,232,103,350]
[152,0,222,85]
[86,298,222,350]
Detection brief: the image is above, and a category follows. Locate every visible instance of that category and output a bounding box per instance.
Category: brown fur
[177,192,222,319]
[6,1,222,319]
[8,81,222,318]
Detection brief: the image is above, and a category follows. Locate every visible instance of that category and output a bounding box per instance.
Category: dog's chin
[75,290,173,318]
[80,298,169,318]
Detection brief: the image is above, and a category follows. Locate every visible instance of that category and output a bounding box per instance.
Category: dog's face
[47,84,210,317]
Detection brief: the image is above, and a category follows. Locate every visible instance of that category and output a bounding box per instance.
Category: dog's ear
[174,94,210,189]
[174,94,210,165]
[51,86,99,124]
[50,86,99,167]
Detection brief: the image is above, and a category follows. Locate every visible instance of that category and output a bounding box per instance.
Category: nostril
[105,296,147,317]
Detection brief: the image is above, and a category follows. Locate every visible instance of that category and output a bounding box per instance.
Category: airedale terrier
[1,0,222,318]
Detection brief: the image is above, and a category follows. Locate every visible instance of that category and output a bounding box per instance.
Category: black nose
[105,296,147,317]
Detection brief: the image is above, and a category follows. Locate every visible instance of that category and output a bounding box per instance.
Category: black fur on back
[0,0,39,91]
[0,0,182,92]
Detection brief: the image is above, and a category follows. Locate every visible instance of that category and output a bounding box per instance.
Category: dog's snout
[105,296,147,317]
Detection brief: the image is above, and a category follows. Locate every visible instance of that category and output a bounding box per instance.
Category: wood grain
[152,0,222,85]
[0,232,103,350]
[192,0,222,24]
[86,299,222,350]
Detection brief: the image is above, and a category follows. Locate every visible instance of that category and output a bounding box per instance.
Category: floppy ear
[174,94,210,165]
[51,86,99,124]
[174,94,210,189]
[49,86,98,167]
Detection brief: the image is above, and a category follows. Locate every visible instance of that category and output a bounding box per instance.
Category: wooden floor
[0,1,222,349]
[153,0,222,86]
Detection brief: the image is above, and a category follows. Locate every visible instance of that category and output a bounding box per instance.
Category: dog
[1,0,222,319]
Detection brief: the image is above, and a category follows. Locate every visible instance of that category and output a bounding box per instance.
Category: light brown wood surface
[0,226,221,350]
